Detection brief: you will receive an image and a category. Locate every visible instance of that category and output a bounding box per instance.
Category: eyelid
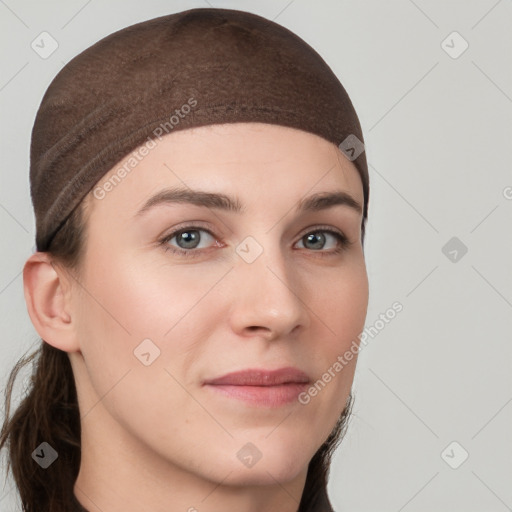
[297,224,345,239]
[159,220,214,239]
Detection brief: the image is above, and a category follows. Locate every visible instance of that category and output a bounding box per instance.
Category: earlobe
[23,252,80,353]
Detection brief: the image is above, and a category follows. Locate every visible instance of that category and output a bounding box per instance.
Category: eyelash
[159,224,353,259]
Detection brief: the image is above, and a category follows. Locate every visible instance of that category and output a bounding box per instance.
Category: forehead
[85,122,363,218]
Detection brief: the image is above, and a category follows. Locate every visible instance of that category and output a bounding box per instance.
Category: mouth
[203,367,310,408]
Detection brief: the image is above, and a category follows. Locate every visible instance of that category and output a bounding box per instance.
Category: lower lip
[204,383,309,407]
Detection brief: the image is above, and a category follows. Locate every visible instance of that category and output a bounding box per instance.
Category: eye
[159,224,352,259]
[160,226,218,258]
[295,227,351,256]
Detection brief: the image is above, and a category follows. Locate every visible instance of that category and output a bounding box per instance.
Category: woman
[0,7,369,512]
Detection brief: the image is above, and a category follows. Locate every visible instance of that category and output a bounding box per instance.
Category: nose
[227,244,311,341]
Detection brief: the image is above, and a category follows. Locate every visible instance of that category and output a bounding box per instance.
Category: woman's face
[69,122,368,487]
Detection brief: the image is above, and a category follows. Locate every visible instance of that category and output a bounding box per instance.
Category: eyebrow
[134,186,363,218]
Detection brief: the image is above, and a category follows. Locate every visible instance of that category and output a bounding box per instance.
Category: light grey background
[1,1,511,511]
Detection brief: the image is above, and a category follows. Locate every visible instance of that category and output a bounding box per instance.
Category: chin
[225,441,310,487]
[225,459,308,487]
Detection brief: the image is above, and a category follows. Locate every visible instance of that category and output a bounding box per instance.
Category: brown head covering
[30,7,368,251]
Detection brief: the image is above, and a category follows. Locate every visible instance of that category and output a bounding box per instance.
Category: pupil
[179,231,199,248]
[306,232,324,250]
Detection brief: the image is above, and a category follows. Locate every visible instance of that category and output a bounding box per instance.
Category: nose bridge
[229,234,310,337]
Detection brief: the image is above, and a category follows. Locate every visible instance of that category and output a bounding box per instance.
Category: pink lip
[203,367,310,408]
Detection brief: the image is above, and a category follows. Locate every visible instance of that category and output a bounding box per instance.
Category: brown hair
[1,196,358,512]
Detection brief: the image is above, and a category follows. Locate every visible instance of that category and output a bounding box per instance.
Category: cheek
[74,255,225,447]
[77,252,227,375]
[84,251,192,328]
[317,259,369,349]
[300,260,368,417]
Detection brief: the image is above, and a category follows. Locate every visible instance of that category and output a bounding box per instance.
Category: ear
[23,252,81,353]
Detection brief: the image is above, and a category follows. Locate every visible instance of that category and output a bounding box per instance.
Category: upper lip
[203,367,311,386]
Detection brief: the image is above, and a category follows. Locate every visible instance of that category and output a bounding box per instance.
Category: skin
[23,122,369,512]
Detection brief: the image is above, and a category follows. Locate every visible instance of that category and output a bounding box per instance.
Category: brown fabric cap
[30,7,369,251]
